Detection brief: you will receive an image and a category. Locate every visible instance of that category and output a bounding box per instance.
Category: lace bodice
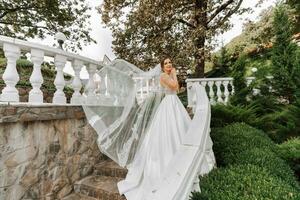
[160,85,176,95]
[159,74,177,95]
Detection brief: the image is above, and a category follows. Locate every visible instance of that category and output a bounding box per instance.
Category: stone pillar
[53,54,67,104]
[223,80,230,105]
[71,60,83,105]
[208,81,215,105]
[85,64,97,104]
[1,43,21,102]
[29,49,44,103]
[215,80,223,104]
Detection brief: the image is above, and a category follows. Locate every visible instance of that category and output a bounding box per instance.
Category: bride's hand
[171,68,176,76]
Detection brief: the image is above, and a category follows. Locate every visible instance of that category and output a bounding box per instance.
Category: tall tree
[287,0,300,32]
[0,0,95,51]
[271,5,300,103]
[99,0,257,77]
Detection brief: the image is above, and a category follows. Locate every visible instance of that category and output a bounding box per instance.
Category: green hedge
[191,164,300,200]
[278,137,300,179]
[231,148,299,189]
[211,123,277,166]
[191,123,300,200]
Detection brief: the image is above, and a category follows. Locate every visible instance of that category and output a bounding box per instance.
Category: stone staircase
[63,160,128,200]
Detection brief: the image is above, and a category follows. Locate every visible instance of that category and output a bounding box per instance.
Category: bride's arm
[160,73,179,91]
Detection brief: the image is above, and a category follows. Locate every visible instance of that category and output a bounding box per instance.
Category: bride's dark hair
[160,55,172,71]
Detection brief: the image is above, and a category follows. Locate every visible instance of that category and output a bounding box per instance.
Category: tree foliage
[0,0,95,51]
[271,5,300,103]
[224,2,298,57]
[287,0,300,32]
[99,0,258,76]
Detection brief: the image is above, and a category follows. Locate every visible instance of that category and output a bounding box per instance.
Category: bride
[117,56,192,199]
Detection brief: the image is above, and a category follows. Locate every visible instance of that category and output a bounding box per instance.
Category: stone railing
[186,77,261,107]
[0,35,133,106]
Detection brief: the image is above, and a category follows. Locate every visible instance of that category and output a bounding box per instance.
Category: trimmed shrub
[211,123,277,166]
[278,137,300,180]
[190,164,300,200]
[231,148,299,189]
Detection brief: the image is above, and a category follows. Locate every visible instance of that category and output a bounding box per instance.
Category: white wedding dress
[118,75,191,200]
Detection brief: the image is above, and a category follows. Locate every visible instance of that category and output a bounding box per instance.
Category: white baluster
[53,55,67,104]
[151,77,155,92]
[223,80,230,105]
[99,71,106,96]
[230,80,235,95]
[105,71,112,97]
[186,81,194,108]
[113,75,119,106]
[86,64,97,104]
[119,80,126,104]
[29,49,44,103]
[71,60,83,104]
[200,81,208,101]
[1,43,20,102]
[207,81,215,105]
[215,81,223,103]
[200,81,207,87]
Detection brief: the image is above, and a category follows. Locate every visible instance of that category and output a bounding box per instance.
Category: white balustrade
[29,49,44,103]
[71,60,83,104]
[1,43,20,102]
[186,77,273,107]
[187,78,235,107]
[0,35,134,106]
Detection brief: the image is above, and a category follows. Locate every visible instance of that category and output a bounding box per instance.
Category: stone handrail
[0,35,130,105]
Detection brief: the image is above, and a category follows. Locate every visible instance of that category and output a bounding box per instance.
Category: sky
[29,0,278,78]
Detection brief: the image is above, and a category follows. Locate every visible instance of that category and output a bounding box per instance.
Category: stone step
[62,193,98,200]
[94,160,128,179]
[74,175,126,200]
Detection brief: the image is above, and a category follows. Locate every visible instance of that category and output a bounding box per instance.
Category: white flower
[251,67,258,73]
[187,69,192,74]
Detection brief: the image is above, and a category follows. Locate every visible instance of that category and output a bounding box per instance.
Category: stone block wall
[0,105,103,200]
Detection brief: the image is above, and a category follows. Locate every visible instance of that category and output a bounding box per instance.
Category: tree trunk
[194,36,206,78]
[194,0,208,78]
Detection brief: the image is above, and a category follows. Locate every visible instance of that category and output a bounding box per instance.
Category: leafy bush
[211,123,278,166]
[212,98,300,142]
[190,164,300,200]
[278,137,300,180]
[230,55,251,105]
[230,148,299,189]
[211,104,259,128]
